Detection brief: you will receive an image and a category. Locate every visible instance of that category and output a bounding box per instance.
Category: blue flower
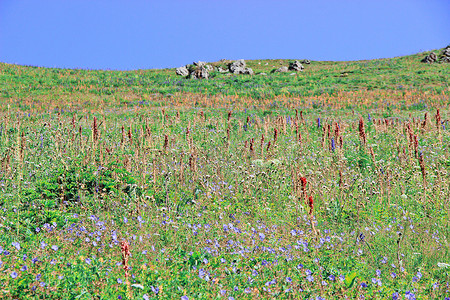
[12,242,20,250]
[11,271,18,279]
[21,265,27,272]
[405,291,416,300]
[306,275,314,282]
[181,296,189,300]
[392,292,400,300]
[51,245,58,251]
[151,286,159,294]
[361,282,367,288]
[416,271,422,280]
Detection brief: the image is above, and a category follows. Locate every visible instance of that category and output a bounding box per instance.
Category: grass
[0,48,449,299]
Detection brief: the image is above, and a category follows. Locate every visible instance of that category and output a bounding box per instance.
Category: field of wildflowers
[0,50,449,299]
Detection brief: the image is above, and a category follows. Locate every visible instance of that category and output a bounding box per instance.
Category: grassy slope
[1,48,449,105]
[0,48,450,299]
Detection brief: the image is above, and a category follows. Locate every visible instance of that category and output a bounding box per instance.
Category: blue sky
[1,0,449,70]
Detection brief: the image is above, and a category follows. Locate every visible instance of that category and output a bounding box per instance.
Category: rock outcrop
[302,59,311,65]
[421,52,437,63]
[176,66,189,77]
[217,67,228,73]
[288,60,304,71]
[229,59,254,75]
[188,64,209,79]
[440,46,450,63]
[274,66,289,73]
[175,61,213,79]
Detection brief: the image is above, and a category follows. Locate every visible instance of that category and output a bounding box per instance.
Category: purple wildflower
[151,286,159,294]
[12,242,20,250]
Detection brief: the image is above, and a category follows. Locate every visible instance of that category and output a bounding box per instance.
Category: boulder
[176,66,189,77]
[274,66,289,73]
[217,67,228,73]
[288,60,304,72]
[302,59,311,65]
[189,66,209,79]
[205,65,214,72]
[243,67,254,75]
[422,52,437,63]
[229,59,253,75]
[229,59,246,74]
[440,46,450,63]
[193,61,207,67]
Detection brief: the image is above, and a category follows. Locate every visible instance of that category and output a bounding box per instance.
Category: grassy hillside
[1,48,449,109]
[0,49,449,299]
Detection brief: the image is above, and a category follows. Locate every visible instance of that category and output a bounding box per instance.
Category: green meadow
[0,48,449,299]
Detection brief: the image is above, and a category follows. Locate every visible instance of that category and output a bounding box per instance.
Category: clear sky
[1,0,449,70]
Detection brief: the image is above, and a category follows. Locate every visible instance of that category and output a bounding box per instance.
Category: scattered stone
[289,73,296,76]
[189,66,209,79]
[302,59,311,65]
[176,66,189,77]
[440,45,450,63]
[229,59,245,74]
[229,59,253,75]
[441,56,450,63]
[175,61,213,78]
[265,63,268,65]
[288,60,304,72]
[421,52,437,63]
[274,66,289,73]
[193,61,207,67]
[259,72,267,76]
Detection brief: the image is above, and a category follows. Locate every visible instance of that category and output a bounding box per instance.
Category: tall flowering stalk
[418,153,427,190]
[120,240,132,298]
[300,177,307,207]
[308,195,318,236]
[359,117,366,146]
[435,109,441,129]
[92,116,99,143]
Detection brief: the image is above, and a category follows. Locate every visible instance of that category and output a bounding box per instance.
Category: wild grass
[0,49,449,299]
